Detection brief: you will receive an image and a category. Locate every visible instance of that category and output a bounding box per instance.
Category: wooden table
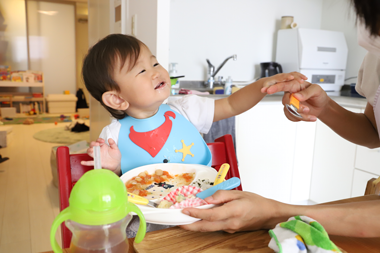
[42,195,380,253]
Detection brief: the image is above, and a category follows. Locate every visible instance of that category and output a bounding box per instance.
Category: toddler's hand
[260,71,308,93]
[81,138,121,175]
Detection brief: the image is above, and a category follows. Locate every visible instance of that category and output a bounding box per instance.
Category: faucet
[205,54,237,89]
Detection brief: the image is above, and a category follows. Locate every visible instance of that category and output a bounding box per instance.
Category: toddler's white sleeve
[168,95,214,134]
[99,119,121,146]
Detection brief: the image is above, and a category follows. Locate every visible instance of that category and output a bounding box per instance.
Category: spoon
[196,177,241,200]
[214,163,230,186]
[128,192,159,208]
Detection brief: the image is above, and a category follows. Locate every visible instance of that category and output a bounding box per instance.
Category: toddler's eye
[153,63,159,67]
[139,69,146,74]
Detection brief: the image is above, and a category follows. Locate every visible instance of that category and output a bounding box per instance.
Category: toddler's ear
[102,91,129,111]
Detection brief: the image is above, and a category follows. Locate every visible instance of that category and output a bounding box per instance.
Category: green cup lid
[68,169,130,225]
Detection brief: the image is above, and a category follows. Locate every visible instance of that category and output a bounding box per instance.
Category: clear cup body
[66,214,132,253]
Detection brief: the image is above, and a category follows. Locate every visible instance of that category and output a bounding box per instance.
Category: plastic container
[224,76,233,95]
[169,63,179,87]
[50,169,146,253]
[66,216,132,253]
[46,94,77,113]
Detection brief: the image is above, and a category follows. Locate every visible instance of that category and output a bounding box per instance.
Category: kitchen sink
[177,80,224,94]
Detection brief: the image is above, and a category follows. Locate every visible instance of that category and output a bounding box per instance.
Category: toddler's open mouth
[155,81,166,90]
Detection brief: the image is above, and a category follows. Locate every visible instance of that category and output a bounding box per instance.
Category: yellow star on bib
[175,140,194,161]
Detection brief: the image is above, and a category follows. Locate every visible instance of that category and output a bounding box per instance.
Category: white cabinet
[236,101,315,204]
[355,146,380,175]
[236,98,375,204]
[352,141,380,197]
[309,106,360,203]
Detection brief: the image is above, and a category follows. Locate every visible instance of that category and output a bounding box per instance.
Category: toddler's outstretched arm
[81,138,122,176]
[213,71,307,122]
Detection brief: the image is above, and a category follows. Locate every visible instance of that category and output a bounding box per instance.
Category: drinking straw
[94,145,102,170]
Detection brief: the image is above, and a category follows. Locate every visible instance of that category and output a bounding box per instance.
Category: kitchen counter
[169,92,368,109]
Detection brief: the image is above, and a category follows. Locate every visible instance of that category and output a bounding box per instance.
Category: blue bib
[118,104,212,174]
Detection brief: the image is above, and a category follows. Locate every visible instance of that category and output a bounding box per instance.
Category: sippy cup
[50,169,146,253]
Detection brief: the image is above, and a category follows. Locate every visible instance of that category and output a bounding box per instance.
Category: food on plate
[157,200,173,209]
[157,185,208,209]
[190,178,214,190]
[125,169,195,198]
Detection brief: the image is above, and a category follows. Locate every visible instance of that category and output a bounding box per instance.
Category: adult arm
[180,190,380,237]
[318,99,379,148]
[265,82,380,149]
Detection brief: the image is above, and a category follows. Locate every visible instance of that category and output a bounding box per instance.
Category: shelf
[0,81,44,87]
[12,98,44,102]
[0,80,45,113]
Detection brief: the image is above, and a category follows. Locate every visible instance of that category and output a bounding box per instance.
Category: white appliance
[276,28,348,92]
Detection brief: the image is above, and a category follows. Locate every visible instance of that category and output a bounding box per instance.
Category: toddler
[81,34,306,236]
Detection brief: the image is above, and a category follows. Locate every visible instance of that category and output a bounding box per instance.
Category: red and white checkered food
[162,185,208,209]
[170,198,208,209]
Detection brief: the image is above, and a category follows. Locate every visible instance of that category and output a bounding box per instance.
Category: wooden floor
[0,117,88,253]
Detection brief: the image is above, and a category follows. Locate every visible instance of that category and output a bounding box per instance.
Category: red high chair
[56,134,241,248]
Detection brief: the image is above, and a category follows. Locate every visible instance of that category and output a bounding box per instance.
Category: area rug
[33,126,90,144]
[1,116,72,125]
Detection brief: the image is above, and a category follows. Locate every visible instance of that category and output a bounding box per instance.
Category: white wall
[27,2,76,95]
[320,0,367,83]
[126,0,170,74]
[88,0,113,141]
[169,0,323,82]
[169,0,367,83]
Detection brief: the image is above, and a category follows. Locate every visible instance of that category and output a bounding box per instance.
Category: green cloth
[269,216,341,253]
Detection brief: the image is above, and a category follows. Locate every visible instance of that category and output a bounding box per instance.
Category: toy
[55,121,57,125]
[11,73,22,82]
[23,118,34,125]
[32,72,43,82]
[74,114,79,119]
[0,66,10,81]
[23,73,35,83]
[29,109,37,115]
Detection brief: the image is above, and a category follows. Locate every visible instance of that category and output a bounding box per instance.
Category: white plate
[120,163,217,225]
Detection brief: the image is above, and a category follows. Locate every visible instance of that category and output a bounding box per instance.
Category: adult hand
[264,81,331,122]
[282,83,332,122]
[81,138,121,175]
[180,190,286,233]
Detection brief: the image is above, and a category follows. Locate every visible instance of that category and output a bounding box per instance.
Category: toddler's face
[114,46,171,118]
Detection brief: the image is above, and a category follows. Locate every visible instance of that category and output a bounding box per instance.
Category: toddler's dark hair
[82,34,146,119]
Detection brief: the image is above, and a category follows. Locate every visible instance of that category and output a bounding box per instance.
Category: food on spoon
[125,169,195,198]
